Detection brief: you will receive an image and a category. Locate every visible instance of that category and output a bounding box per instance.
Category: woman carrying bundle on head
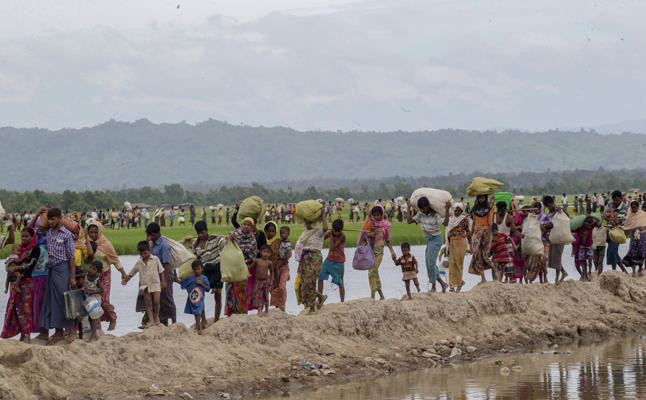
[296,207,328,314]
[468,195,496,284]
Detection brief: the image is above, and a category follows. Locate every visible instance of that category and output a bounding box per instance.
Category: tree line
[1,168,644,213]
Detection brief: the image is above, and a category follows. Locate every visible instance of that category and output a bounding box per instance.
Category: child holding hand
[124,241,166,327]
[181,260,210,335]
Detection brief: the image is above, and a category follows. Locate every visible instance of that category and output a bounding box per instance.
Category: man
[37,208,76,343]
[561,193,568,211]
[192,221,226,324]
[543,196,568,283]
[146,222,176,325]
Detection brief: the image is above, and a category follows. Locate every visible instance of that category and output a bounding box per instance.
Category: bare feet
[107,320,117,331]
[559,272,568,282]
[34,333,49,342]
[440,282,448,293]
[318,295,328,310]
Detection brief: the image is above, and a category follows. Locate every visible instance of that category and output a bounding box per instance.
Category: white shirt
[561,196,567,205]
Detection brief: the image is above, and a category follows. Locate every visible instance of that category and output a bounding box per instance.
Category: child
[592,224,607,275]
[573,216,597,281]
[180,260,210,334]
[83,260,105,341]
[124,241,166,327]
[250,245,273,315]
[394,242,420,300]
[271,226,292,311]
[318,219,346,303]
[4,243,22,293]
[490,223,516,283]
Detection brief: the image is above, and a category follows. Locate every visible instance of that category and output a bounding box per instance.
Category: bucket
[84,296,104,320]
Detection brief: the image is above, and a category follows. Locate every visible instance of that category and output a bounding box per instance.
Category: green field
[0,219,436,257]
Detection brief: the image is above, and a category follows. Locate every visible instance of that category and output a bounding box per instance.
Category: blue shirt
[151,236,171,266]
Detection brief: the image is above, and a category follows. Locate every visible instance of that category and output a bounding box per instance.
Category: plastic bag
[167,237,196,270]
[521,214,543,256]
[409,188,452,217]
[220,241,250,282]
[569,214,601,231]
[295,200,323,223]
[466,177,503,196]
[64,289,86,319]
[494,192,512,209]
[238,196,264,224]
[549,211,574,244]
[352,236,377,270]
[609,227,627,244]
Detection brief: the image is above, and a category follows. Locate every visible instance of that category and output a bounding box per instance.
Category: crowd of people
[1,189,645,343]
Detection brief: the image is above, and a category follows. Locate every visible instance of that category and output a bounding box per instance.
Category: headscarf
[242,217,255,226]
[624,208,646,231]
[359,204,391,245]
[445,205,467,242]
[87,220,123,270]
[472,195,492,218]
[19,227,37,259]
[264,221,279,245]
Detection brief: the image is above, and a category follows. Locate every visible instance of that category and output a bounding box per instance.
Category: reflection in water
[258,335,646,399]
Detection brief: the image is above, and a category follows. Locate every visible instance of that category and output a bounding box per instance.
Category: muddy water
[259,335,646,400]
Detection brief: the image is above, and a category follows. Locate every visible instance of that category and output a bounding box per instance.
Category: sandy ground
[2,271,646,399]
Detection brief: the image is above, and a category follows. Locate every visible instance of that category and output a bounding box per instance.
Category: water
[257,334,646,400]
[0,243,630,337]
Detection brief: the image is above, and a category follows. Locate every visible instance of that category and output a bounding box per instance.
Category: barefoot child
[180,260,210,334]
[394,242,420,299]
[318,219,346,303]
[124,241,166,327]
[4,244,22,293]
[270,226,292,311]
[250,245,273,315]
[573,216,597,281]
[83,260,105,341]
[592,224,607,275]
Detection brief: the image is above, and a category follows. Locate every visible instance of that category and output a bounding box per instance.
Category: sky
[1,0,645,132]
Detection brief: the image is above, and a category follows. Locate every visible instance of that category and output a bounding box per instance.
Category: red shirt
[491,233,511,264]
[327,232,346,262]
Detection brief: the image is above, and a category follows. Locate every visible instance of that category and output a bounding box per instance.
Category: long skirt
[548,244,564,270]
[448,236,467,287]
[40,262,73,329]
[623,229,646,267]
[270,265,290,309]
[425,234,443,283]
[225,281,248,316]
[247,266,257,312]
[469,229,494,275]
[159,269,176,322]
[99,271,117,322]
[298,250,322,309]
[368,246,384,295]
[1,278,33,338]
[31,275,47,333]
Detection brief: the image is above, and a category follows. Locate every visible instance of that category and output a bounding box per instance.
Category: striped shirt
[38,226,74,264]
[192,235,226,265]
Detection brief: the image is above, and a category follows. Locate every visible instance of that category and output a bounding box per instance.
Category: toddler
[4,243,22,293]
[394,242,420,300]
[83,260,105,341]
[181,260,210,335]
[124,241,166,327]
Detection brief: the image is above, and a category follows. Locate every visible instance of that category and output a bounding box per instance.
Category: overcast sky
[1,0,644,132]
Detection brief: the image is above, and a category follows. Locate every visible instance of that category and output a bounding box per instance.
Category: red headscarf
[19,227,37,259]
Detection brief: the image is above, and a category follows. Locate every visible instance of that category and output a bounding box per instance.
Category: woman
[525,202,551,283]
[444,203,470,292]
[362,205,395,300]
[622,201,646,276]
[468,195,496,283]
[225,217,257,315]
[266,222,289,311]
[604,191,627,273]
[86,221,127,331]
[296,207,328,314]
[231,208,267,312]
[1,227,39,342]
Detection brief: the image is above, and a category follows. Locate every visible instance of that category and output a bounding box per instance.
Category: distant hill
[588,120,646,135]
[2,119,645,191]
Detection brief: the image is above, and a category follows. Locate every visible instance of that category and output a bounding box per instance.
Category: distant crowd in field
[1,188,645,345]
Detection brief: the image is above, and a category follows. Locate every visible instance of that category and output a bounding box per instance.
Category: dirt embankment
[2,271,646,399]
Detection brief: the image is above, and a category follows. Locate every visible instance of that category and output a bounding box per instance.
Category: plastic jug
[84,295,104,320]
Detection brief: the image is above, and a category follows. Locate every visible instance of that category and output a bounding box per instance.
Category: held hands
[69,277,76,289]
